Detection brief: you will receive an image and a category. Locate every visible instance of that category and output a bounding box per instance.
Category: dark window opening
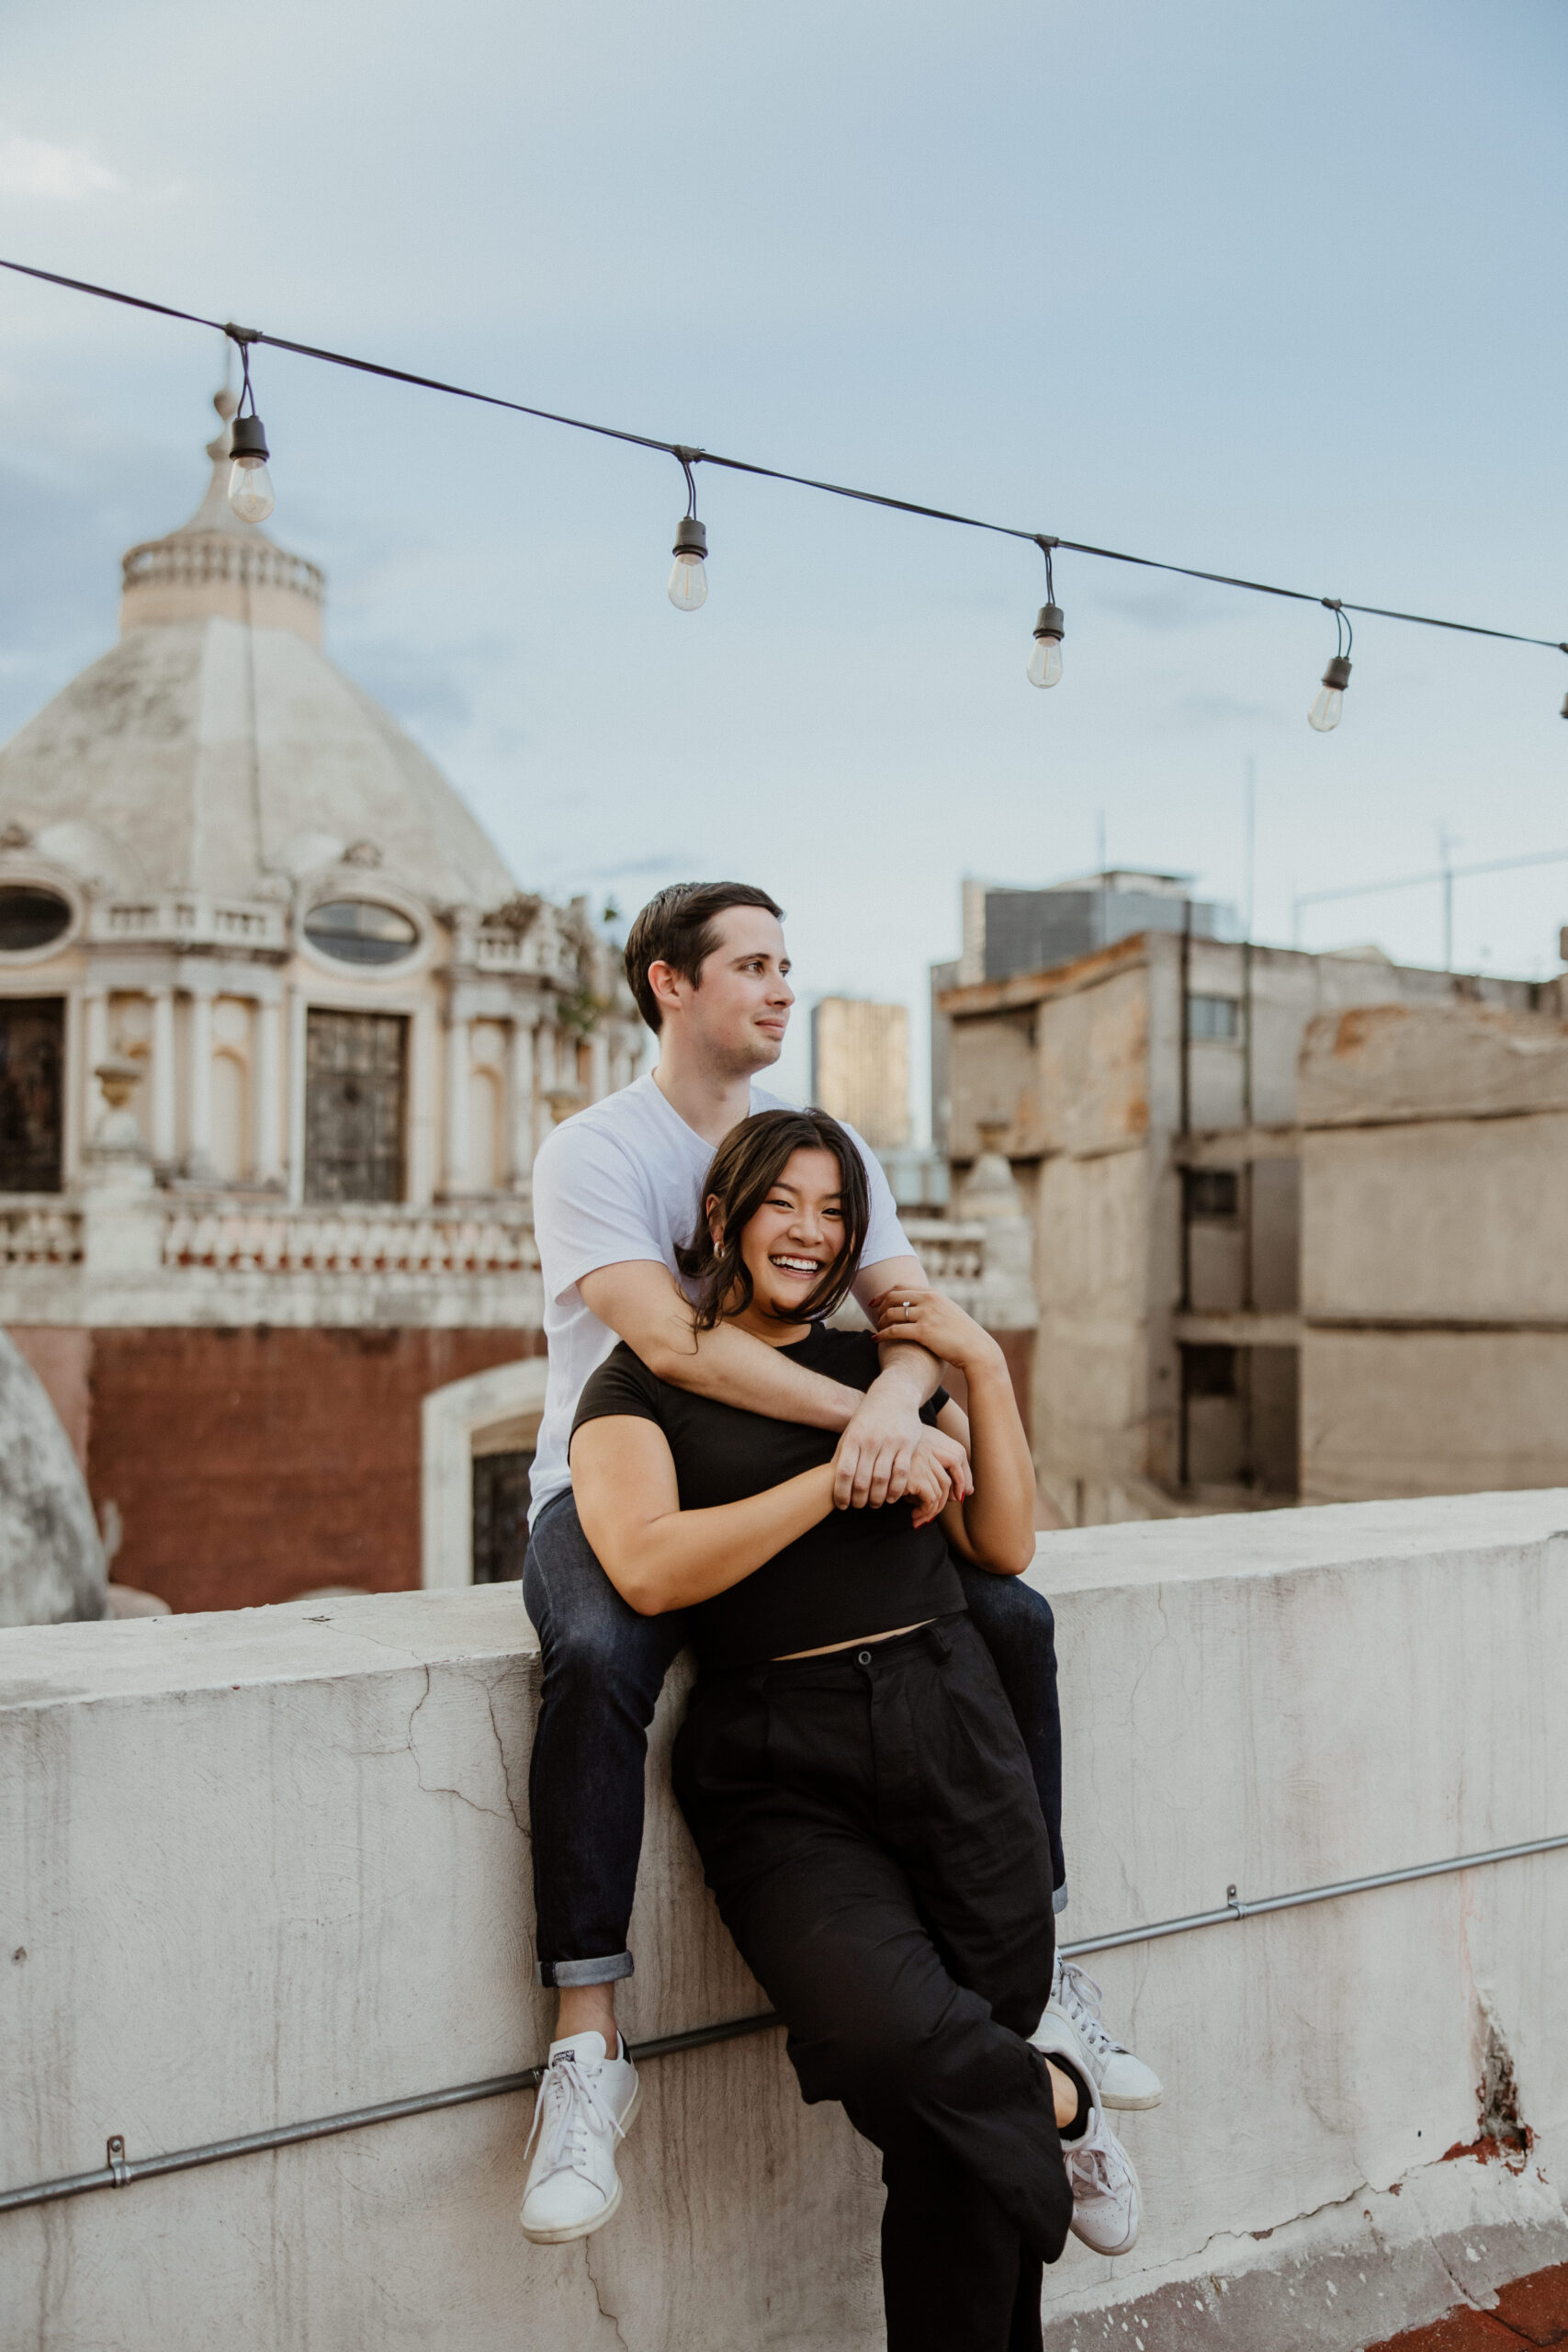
[1184,1168,1239,1222]
[0,997,63,1192]
[305,899,418,967]
[1181,1342,1238,1399]
[304,1009,407,1204]
[1187,994,1240,1041]
[472,1449,534,1584]
[0,887,72,955]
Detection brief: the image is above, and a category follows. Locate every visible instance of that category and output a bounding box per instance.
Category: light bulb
[668,516,707,611]
[227,413,274,523]
[229,458,275,524]
[1308,653,1351,733]
[1027,603,1065,688]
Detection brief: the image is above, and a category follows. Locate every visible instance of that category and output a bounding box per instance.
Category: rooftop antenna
[1244,754,1257,944]
[1437,823,1461,971]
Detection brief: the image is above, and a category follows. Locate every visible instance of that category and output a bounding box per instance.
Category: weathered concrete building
[941,922,1555,1523]
[0,389,643,1611]
[1300,997,1568,1503]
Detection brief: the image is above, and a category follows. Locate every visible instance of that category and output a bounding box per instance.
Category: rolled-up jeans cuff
[536,1952,636,1989]
[1053,1879,1068,1917]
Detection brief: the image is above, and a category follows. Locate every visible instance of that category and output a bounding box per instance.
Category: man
[518,881,1157,2245]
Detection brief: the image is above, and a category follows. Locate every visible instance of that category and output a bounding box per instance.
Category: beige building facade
[809,994,910,1148]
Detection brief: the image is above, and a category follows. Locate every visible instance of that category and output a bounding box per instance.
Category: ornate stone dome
[0,391,515,912]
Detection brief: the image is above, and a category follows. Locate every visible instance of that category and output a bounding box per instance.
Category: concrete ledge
[3,1493,1566,2348]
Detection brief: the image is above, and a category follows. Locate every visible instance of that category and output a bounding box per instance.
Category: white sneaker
[1032,2014,1142,2256]
[518,2031,640,2244]
[1036,1955,1164,2111]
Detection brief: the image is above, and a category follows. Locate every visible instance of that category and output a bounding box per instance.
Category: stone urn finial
[84,1053,153,1191]
[960,1122,1023,1219]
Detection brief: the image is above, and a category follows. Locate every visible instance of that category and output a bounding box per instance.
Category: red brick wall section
[85,1328,542,1613]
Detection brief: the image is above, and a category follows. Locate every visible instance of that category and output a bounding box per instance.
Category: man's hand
[831,1387,973,1515]
[902,1427,975,1529]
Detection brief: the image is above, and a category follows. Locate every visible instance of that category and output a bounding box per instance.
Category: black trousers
[525,1489,1066,1984]
[672,1613,1073,2352]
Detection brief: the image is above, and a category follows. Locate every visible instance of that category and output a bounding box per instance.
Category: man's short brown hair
[623,882,784,1032]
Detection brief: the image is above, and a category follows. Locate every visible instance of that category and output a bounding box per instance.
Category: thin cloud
[0,133,119,200]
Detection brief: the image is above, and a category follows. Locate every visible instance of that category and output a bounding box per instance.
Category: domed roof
[0,392,516,911]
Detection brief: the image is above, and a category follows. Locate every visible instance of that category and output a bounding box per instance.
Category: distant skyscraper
[810,997,911,1150]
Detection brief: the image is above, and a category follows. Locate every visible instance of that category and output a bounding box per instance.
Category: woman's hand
[868,1286,1004,1377]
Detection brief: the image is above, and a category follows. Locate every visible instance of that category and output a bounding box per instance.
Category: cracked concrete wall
[1,1492,1565,2349]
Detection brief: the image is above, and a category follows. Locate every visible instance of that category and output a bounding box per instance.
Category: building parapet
[1,1491,1563,2347]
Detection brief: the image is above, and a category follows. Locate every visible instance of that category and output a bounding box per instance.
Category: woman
[569,1108,1138,2352]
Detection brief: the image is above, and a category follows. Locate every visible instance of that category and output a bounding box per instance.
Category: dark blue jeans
[524,1489,1067,1986]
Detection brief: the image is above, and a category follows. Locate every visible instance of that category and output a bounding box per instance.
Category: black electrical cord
[3,253,1565,660]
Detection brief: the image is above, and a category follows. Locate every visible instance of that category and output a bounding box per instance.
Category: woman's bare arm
[570,1416,837,1615]
[864,1287,1036,1576]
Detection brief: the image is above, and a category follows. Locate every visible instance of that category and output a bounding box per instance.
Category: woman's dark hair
[623,881,784,1032]
[676,1108,870,1332]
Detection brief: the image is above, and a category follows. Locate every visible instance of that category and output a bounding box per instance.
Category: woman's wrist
[954,1334,1010,1384]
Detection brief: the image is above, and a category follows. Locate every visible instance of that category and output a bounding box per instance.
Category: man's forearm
[872,1338,943,1406]
[649,1315,868,1430]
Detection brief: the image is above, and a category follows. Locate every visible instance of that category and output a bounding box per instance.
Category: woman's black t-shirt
[570,1324,965,1669]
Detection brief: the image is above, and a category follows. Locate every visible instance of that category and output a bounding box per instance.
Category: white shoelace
[523,2052,626,2182]
[1055,1958,1128,2060]
[1067,2117,1126,2194]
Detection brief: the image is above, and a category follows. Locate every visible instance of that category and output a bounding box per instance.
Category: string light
[2,254,1566,722]
[668,450,707,611]
[1027,537,1065,689]
[1308,603,1352,733]
[225,332,275,524]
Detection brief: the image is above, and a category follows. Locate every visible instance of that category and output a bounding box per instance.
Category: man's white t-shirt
[527,1074,911,1525]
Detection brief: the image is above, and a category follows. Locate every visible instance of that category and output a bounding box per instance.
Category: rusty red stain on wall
[1365,2259,1568,2348]
[1333,1004,1412,1057]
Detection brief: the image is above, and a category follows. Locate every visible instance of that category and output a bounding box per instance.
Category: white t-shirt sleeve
[841,1122,911,1268]
[532,1118,671,1304]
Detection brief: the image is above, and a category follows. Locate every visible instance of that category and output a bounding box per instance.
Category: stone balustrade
[88,895,290,950]
[0,1200,84,1266]
[0,1193,542,1328]
[121,533,325,607]
[0,1197,999,1336]
[2,1493,1563,2351]
[162,1202,539,1276]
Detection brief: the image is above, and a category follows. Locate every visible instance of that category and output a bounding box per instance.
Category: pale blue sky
[2,0,1564,1119]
